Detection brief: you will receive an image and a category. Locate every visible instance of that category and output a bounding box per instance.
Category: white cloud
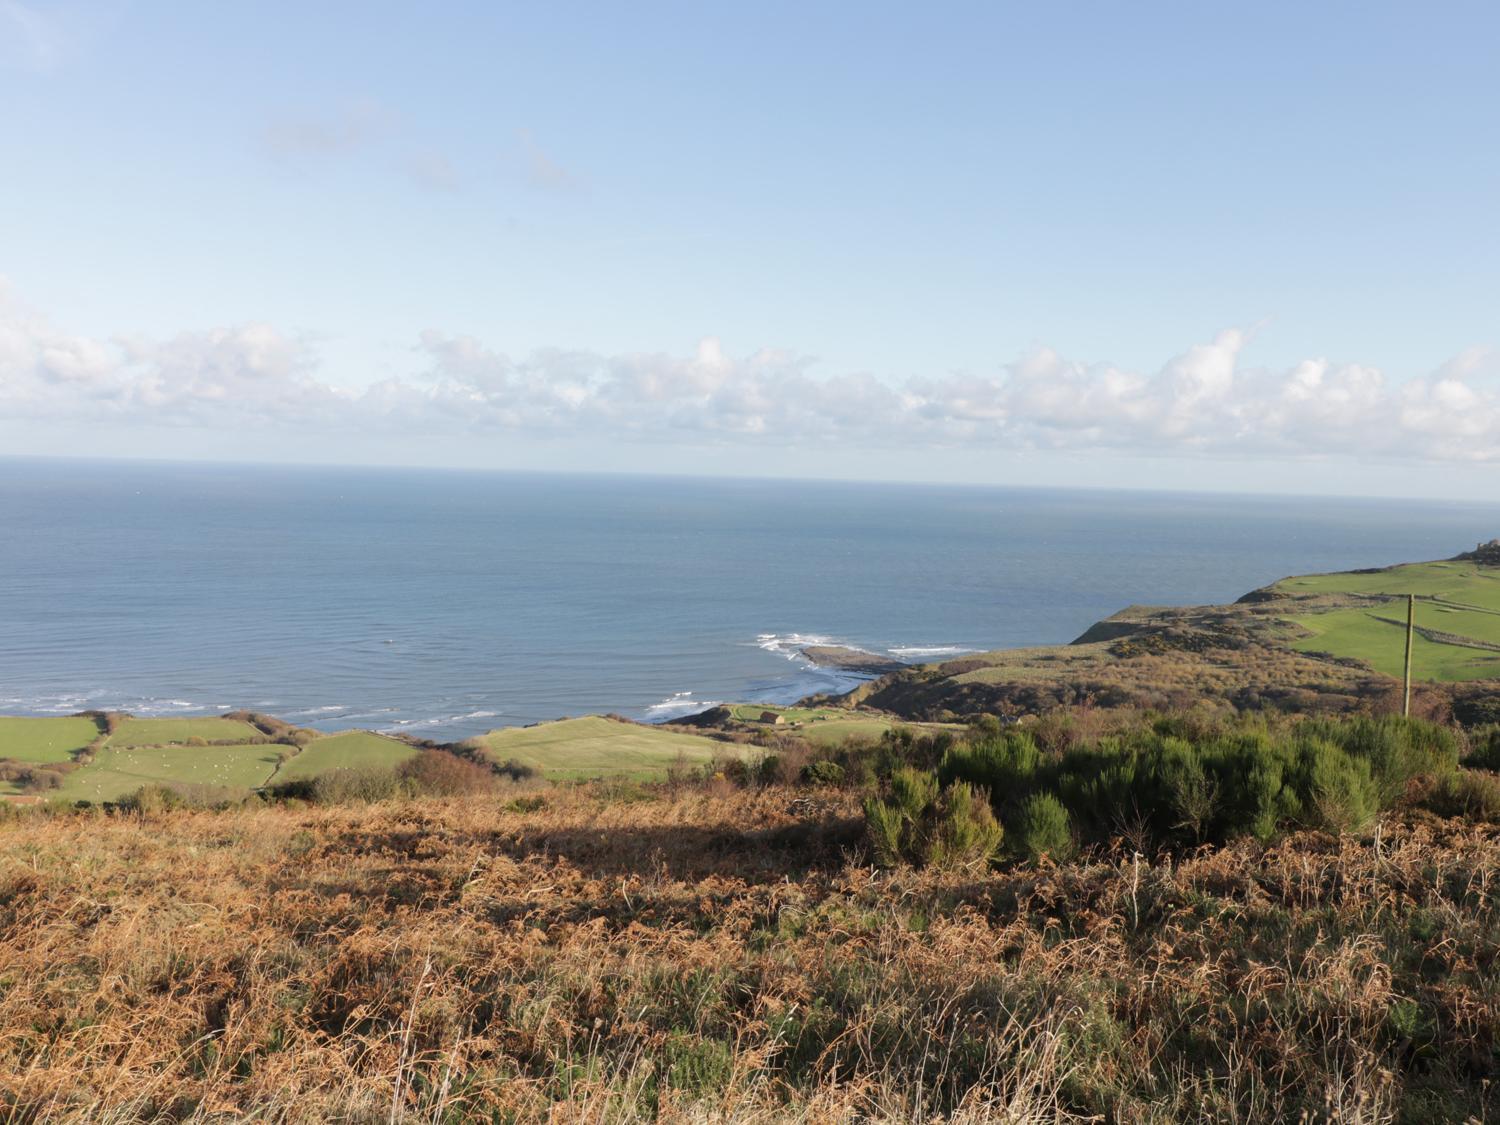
[0,282,1495,464]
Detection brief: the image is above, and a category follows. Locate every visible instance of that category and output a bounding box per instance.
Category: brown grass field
[2,782,1498,1123]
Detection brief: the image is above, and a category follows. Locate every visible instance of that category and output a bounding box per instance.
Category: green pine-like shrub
[865,767,1003,873]
[861,712,1461,862]
[1009,792,1074,862]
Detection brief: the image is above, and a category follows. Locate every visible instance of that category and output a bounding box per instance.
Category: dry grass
[1,786,1497,1122]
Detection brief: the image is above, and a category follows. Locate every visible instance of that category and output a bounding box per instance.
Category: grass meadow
[273,730,418,783]
[1275,559,1500,607]
[109,717,263,748]
[0,716,100,763]
[1290,606,1500,679]
[1281,560,1500,680]
[52,743,286,802]
[474,716,735,780]
[724,704,961,746]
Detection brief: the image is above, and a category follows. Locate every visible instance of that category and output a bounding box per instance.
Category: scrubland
[4,708,1500,1123]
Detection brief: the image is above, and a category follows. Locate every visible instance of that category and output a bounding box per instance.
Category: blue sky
[1,1,1497,496]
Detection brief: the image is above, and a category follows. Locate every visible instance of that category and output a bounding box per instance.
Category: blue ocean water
[2,458,1497,739]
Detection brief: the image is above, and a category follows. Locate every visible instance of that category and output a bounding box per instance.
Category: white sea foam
[3,692,245,717]
[754,632,836,661]
[380,709,502,732]
[645,691,722,719]
[887,645,978,659]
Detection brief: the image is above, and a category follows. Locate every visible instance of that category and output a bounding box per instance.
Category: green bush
[927,782,1004,872]
[1008,792,1074,862]
[114,783,249,813]
[871,711,1463,861]
[1164,747,1218,843]
[1295,737,1379,835]
[1205,731,1299,842]
[662,1033,735,1099]
[939,730,1041,799]
[801,759,846,787]
[864,768,1002,873]
[1302,715,1457,806]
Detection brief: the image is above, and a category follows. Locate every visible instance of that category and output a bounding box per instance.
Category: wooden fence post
[1402,593,1414,718]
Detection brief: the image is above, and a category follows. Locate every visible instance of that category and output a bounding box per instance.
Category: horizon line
[3,451,1498,510]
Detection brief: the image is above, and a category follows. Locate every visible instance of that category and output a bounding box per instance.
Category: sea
[2,458,1497,740]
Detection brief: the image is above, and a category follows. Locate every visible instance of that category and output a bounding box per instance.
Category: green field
[1280,560,1500,682]
[1289,607,1500,680]
[274,730,419,782]
[110,717,262,748]
[0,717,101,763]
[725,704,960,745]
[477,716,735,780]
[1277,560,1500,609]
[53,743,284,802]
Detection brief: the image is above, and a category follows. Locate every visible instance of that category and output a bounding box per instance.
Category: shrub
[869,767,939,865]
[1463,726,1500,772]
[801,759,846,787]
[1164,748,1218,843]
[9,766,63,793]
[1008,792,1074,862]
[1295,738,1379,835]
[1205,732,1299,843]
[1427,770,1500,822]
[1303,715,1458,807]
[504,795,547,814]
[114,783,248,813]
[864,768,1002,873]
[662,1033,735,1098]
[397,750,496,796]
[494,758,539,782]
[926,782,1004,873]
[939,731,1041,802]
[311,766,402,804]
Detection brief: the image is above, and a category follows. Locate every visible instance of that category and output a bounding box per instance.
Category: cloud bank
[1,283,1495,463]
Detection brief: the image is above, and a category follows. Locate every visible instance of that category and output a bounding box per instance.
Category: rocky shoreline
[796,645,908,676]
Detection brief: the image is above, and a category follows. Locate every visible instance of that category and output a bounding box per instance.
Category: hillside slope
[832,551,1500,723]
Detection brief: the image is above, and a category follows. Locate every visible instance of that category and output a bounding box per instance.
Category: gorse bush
[865,767,1002,873]
[938,730,1041,799]
[800,759,846,787]
[927,781,1004,872]
[864,712,1460,865]
[1301,715,1459,806]
[1296,737,1379,835]
[1009,792,1074,862]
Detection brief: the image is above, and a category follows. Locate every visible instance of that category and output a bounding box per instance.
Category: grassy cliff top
[838,551,1500,723]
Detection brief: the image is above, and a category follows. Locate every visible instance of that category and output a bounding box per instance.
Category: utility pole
[1402,593,1414,718]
